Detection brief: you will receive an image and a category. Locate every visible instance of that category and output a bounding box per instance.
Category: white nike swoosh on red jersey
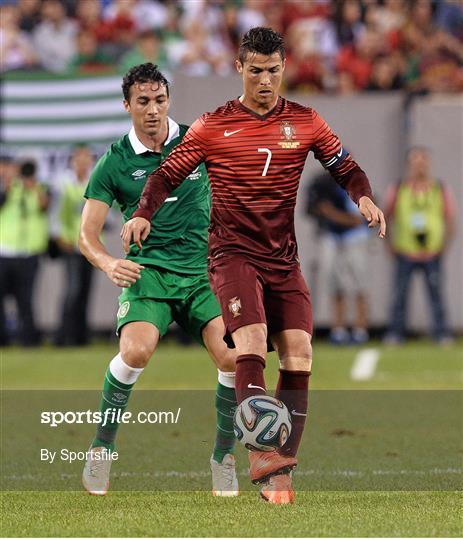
[224,129,243,137]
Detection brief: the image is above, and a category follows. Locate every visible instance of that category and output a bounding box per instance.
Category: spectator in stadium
[307,171,370,345]
[17,0,41,33]
[129,0,169,33]
[285,43,327,92]
[234,0,267,36]
[406,0,435,36]
[75,0,105,42]
[102,0,138,25]
[284,8,338,92]
[167,19,231,76]
[367,54,403,91]
[435,0,463,41]
[334,0,365,48]
[384,147,455,345]
[102,0,169,34]
[68,29,114,75]
[0,160,49,346]
[336,28,385,90]
[399,0,463,94]
[32,0,77,73]
[77,0,136,62]
[280,0,331,33]
[285,21,329,92]
[119,30,169,76]
[417,30,463,93]
[374,0,406,35]
[54,145,95,347]
[0,3,38,73]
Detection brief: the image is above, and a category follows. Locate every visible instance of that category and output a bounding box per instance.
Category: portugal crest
[228,297,242,318]
[279,121,300,149]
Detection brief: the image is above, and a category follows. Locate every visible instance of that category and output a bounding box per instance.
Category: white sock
[218,369,236,388]
[109,352,144,385]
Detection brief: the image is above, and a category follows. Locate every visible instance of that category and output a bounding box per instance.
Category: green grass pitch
[1,339,462,537]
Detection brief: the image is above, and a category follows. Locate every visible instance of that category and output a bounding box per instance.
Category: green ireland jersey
[85,119,210,274]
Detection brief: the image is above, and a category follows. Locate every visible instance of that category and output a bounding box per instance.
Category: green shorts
[116,266,221,345]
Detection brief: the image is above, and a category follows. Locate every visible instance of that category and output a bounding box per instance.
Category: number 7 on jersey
[258,148,272,177]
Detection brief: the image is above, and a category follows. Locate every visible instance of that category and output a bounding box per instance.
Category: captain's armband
[320,146,349,171]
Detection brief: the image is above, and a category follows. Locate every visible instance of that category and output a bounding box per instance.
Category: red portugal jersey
[135,97,373,269]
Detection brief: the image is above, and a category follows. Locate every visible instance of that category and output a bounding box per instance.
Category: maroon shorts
[209,256,313,349]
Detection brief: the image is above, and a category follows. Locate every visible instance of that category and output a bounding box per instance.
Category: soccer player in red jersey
[121,27,386,504]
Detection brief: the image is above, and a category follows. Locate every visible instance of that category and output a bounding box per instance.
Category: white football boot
[82,447,113,495]
[210,453,239,497]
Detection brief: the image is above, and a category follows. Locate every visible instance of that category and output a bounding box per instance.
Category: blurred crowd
[1,0,462,93]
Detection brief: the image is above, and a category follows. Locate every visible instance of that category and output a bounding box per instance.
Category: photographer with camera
[384,147,455,345]
[0,158,50,346]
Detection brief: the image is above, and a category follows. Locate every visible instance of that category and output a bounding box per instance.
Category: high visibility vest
[59,181,86,247]
[392,182,445,256]
[0,180,48,255]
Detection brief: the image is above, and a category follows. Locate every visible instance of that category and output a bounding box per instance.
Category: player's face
[124,82,170,137]
[236,52,285,109]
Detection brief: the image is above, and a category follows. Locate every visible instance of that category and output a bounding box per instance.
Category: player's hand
[103,258,144,288]
[120,217,151,254]
[358,196,386,238]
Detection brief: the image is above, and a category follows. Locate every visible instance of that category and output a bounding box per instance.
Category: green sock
[213,382,237,463]
[91,368,134,451]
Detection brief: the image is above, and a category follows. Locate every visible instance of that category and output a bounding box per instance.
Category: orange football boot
[248,450,297,484]
[260,473,295,504]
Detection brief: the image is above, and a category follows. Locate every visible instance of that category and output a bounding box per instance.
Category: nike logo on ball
[248,383,265,391]
[291,410,307,416]
[224,129,243,137]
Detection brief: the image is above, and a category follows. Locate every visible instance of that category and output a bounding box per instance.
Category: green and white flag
[3,72,130,147]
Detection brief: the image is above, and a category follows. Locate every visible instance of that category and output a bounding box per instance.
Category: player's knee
[233,324,267,357]
[120,339,155,368]
[279,337,312,371]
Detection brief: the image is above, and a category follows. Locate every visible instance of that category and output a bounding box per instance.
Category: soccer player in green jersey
[80,63,238,496]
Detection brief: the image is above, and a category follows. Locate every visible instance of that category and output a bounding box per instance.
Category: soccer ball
[233,395,292,452]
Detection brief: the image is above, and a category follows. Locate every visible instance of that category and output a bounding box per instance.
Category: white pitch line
[350,348,380,381]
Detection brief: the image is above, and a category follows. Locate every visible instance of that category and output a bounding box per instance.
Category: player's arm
[312,110,386,238]
[79,198,144,288]
[121,118,208,253]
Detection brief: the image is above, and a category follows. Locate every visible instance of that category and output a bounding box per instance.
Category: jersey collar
[128,117,180,154]
[234,96,283,121]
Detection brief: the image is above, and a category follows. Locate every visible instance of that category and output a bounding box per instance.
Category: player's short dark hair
[238,27,285,64]
[122,63,169,101]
